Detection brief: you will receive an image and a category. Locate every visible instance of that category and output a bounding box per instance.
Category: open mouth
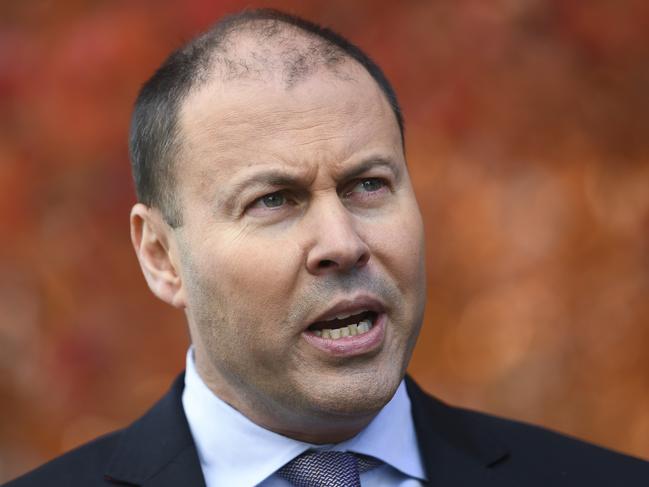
[307,311,377,340]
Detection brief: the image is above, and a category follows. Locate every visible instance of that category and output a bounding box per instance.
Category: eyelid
[244,188,303,216]
[241,170,391,215]
[248,189,284,207]
[341,176,390,196]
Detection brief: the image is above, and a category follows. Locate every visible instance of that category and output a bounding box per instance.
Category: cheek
[196,233,304,319]
[370,203,426,288]
[186,236,305,373]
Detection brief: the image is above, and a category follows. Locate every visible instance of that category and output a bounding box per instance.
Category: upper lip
[308,295,386,327]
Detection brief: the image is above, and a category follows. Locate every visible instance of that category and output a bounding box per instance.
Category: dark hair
[129,8,404,227]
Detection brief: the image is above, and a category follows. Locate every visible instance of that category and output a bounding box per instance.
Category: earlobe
[130,203,186,308]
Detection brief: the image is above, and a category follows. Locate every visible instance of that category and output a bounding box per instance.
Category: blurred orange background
[1,0,649,482]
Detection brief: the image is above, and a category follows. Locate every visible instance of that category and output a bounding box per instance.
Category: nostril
[319,259,336,268]
[357,252,370,267]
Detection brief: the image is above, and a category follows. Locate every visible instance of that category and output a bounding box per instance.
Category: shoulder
[406,376,649,485]
[3,430,124,487]
[3,374,201,487]
[458,403,649,481]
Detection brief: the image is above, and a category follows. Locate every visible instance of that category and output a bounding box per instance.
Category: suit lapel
[405,376,510,485]
[104,374,206,487]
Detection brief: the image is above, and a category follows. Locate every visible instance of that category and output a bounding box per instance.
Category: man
[6,8,649,487]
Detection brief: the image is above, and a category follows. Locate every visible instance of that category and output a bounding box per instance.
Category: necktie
[277,450,381,487]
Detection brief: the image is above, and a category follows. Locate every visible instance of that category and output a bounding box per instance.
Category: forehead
[176,60,402,195]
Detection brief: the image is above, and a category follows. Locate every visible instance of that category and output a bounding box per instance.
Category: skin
[130,56,427,444]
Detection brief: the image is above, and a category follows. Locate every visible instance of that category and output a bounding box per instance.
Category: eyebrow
[217,170,302,212]
[220,156,401,210]
[335,156,401,183]
[224,170,303,200]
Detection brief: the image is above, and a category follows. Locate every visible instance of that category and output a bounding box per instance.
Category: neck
[250,409,375,445]
[193,352,379,444]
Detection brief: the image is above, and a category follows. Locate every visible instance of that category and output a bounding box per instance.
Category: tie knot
[277,450,381,487]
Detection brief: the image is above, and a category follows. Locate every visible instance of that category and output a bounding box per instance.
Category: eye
[347,178,387,195]
[246,190,295,215]
[358,178,385,192]
[256,192,286,208]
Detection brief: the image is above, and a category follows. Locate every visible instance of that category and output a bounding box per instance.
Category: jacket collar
[104,374,206,487]
[104,374,509,486]
[406,376,510,484]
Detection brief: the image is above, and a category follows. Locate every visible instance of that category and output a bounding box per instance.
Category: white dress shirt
[182,348,426,487]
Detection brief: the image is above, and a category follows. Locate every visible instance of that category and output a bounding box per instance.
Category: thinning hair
[129,8,404,227]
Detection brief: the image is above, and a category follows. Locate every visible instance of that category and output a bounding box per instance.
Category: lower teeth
[316,319,373,340]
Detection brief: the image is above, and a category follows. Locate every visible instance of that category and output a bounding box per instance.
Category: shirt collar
[182,348,426,486]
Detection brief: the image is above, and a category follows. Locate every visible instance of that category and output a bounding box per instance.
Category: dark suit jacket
[5,374,649,486]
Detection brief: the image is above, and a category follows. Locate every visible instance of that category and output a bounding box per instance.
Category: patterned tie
[277,450,382,487]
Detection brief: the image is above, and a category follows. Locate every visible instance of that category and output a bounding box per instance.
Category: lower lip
[301,313,386,357]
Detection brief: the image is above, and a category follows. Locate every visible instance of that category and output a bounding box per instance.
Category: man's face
[173,61,426,439]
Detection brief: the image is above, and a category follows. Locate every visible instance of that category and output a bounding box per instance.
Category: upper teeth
[335,312,355,320]
[315,319,373,340]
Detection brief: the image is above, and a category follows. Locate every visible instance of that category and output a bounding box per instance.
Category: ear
[130,203,186,308]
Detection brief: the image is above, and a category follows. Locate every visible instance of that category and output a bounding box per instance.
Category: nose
[305,199,370,275]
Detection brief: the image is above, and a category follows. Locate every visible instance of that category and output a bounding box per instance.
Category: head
[129,9,404,228]
[129,9,426,443]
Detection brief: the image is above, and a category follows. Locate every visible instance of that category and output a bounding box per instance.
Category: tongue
[309,311,370,331]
